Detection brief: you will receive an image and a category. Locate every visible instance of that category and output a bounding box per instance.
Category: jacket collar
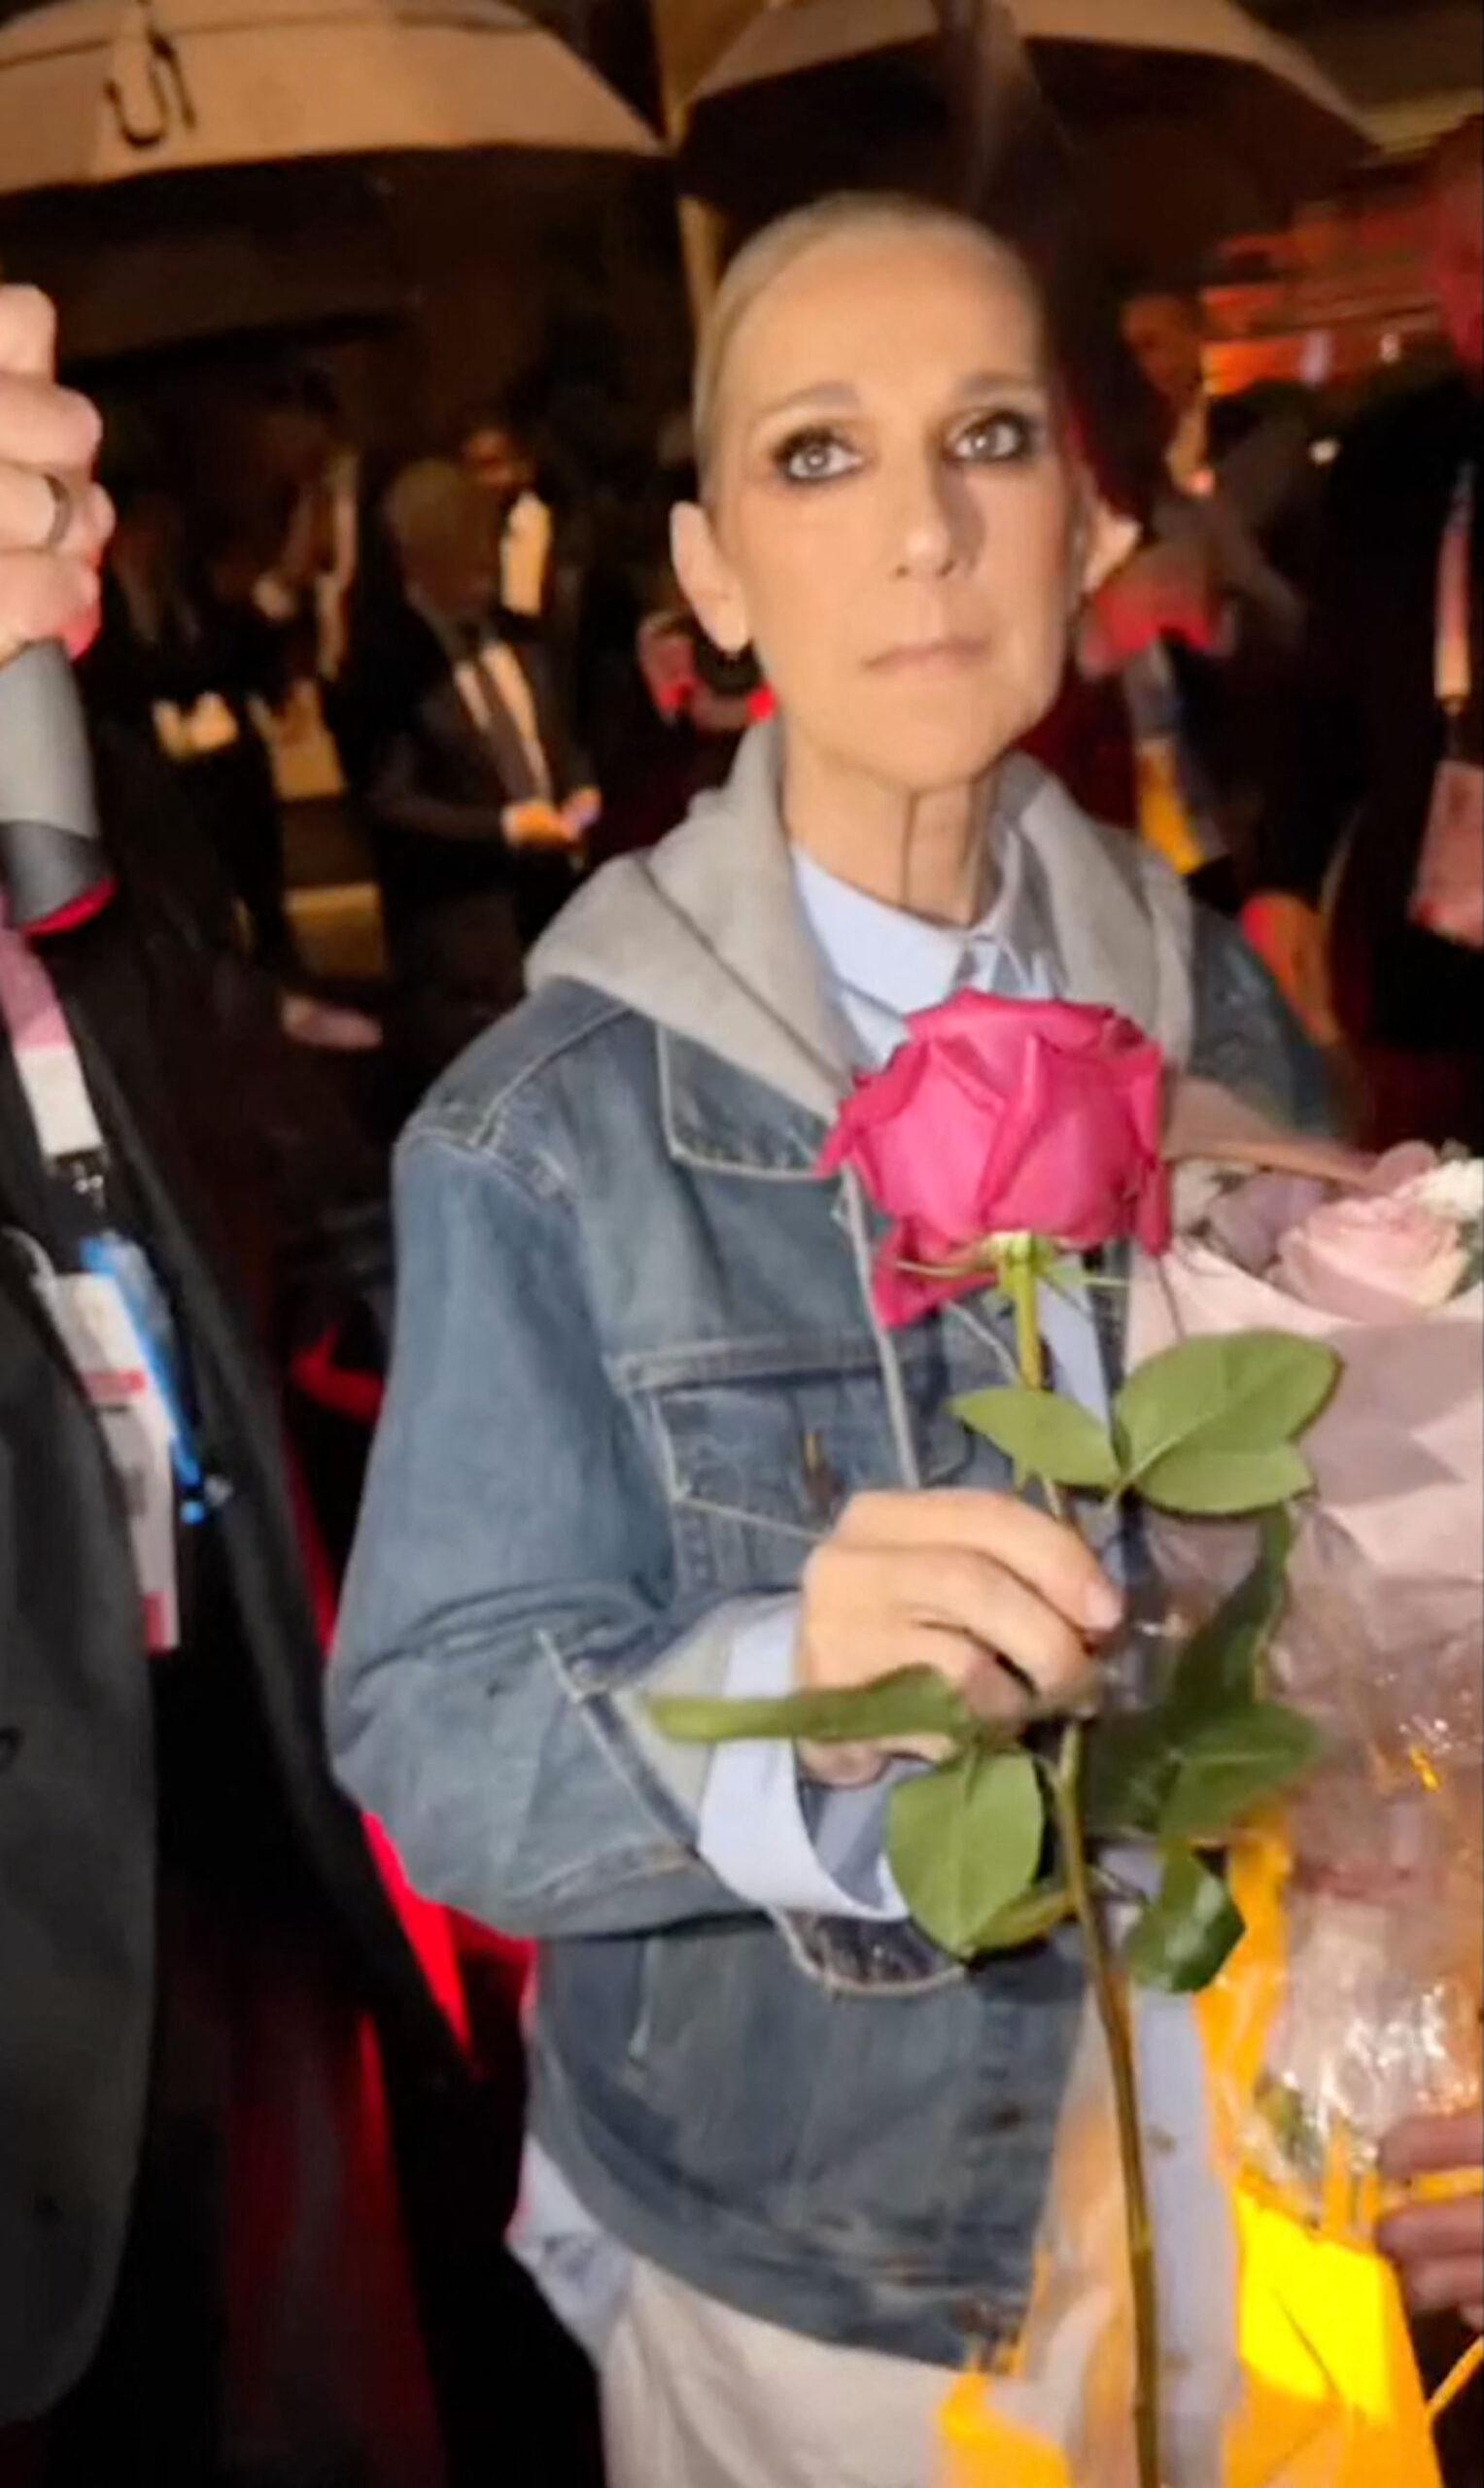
[657,1023,828,1182]
[533,718,1191,1178]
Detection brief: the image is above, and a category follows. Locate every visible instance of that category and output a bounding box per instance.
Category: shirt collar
[791,819,1048,1026]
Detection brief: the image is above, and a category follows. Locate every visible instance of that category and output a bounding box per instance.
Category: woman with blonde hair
[331,195,1329,2485]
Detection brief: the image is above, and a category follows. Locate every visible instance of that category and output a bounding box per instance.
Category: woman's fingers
[0,548,100,653]
[0,462,112,562]
[840,1490,1122,1634]
[1375,2117,1483,2323]
[800,1539,1100,1729]
[0,291,109,662]
[911,1548,1090,1699]
[0,284,57,381]
[0,369,102,478]
[1380,2113,1484,2184]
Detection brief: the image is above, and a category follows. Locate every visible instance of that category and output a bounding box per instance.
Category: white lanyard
[1435,463,1475,718]
[0,901,107,1173]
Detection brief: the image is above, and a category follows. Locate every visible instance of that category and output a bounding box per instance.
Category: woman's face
[674,227,1086,799]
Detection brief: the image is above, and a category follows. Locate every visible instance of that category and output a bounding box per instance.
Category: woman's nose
[890,454,977,581]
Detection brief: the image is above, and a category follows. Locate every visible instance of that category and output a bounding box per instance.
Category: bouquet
[1129,1151,1484,2241]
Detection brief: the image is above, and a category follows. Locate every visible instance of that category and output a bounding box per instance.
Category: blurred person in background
[457,400,553,625]
[83,447,381,1056]
[0,287,605,2488]
[1070,276,1319,916]
[357,457,597,1080]
[243,365,403,811]
[83,456,297,975]
[250,366,362,705]
[1244,114,1483,1149]
[1122,283,1315,521]
[456,397,608,757]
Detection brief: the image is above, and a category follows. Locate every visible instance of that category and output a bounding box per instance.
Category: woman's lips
[865,637,987,675]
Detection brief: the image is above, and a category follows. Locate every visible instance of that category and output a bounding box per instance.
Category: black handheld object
[0,640,111,932]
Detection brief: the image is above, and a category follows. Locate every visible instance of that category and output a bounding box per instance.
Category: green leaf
[1123,1849,1246,1993]
[1081,1711,1183,1838]
[1166,1509,1293,1719]
[649,1666,973,1748]
[1138,1444,1313,1516]
[952,1388,1120,1491]
[1084,1515,1315,1841]
[1114,1332,1339,1515]
[886,1749,1045,1959]
[1157,1702,1324,1841]
[971,1880,1075,1952]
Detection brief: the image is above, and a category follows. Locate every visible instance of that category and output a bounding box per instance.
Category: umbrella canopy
[666,0,1371,266]
[0,0,660,195]
[688,0,1363,129]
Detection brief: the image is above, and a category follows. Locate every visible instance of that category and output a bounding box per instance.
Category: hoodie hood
[528,720,1193,1120]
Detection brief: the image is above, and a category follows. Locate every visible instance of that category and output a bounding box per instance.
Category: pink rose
[1276,1193,1468,1324]
[818,992,1170,1327]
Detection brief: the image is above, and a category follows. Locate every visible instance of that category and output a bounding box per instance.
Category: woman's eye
[773,430,859,485]
[950,409,1043,466]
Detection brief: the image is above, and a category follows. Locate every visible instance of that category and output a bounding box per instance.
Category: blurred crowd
[73,113,1481,1159]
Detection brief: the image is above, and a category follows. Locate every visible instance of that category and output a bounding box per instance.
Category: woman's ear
[671,501,752,657]
[1077,492,1142,604]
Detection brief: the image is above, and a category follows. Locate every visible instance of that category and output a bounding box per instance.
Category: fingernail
[1083,1577,1123,1632]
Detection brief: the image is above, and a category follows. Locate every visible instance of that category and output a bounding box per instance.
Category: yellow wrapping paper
[936,1839,1447,2487]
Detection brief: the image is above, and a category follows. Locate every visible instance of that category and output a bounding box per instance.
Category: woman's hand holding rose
[795,1489,1123,1785]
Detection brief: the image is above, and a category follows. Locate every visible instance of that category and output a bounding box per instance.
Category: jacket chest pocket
[650,1352,971,1597]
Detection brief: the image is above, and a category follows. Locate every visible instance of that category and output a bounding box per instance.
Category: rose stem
[1005,1237,1162,2488]
[1003,1238,1046,1394]
[1053,1723,1162,2488]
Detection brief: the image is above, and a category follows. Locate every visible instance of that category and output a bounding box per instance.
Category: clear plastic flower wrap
[1229,1516,1481,2237]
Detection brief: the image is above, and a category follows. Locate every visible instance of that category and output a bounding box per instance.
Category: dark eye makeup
[769,402,1048,487]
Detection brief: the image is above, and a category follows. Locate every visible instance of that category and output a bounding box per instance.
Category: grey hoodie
[530,716,1197,1115]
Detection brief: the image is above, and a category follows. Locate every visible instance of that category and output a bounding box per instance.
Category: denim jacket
[329,725,1328,2366]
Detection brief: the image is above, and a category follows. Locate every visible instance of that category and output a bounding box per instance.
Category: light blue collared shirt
[697,833,1110,1920]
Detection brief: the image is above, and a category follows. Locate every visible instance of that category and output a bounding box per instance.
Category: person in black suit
[82,469,297,972]
[1075,279,1320,912]
[355,459,598,1079]
[1244,116,1483,1149]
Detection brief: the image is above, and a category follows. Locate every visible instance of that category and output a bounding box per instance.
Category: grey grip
[0,641,98,843]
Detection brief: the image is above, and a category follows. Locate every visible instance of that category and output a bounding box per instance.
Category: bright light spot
[1311,438,1341,466]
[1381,332,1402,364]
[1299,329,1334,386]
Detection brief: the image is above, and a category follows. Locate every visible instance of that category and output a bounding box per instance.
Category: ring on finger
[38,470,73,554]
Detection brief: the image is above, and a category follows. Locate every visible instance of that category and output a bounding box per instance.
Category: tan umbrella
[688,0,1362,128]
[0,0,660,195]
[670,0,1371,264]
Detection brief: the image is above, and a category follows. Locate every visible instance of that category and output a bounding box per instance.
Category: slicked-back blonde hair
[692,192,1046,497]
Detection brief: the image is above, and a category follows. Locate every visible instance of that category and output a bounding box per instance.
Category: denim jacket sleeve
[328,1119,765,1940]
